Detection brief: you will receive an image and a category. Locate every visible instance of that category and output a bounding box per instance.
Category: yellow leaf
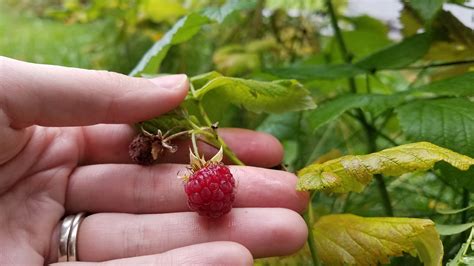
[314,214,443,266]
[297,142,474,193]
[254,243,313,265]
[140,0,187,23]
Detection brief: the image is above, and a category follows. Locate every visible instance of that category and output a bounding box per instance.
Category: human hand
[0,56,308,265]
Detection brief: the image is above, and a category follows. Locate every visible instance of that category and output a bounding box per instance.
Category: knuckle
[131,168,156,213]
[122,219,151,257]
[93,70,141,92]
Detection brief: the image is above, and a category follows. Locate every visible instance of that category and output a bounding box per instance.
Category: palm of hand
[0,57,308,265]
[1,126,77,264]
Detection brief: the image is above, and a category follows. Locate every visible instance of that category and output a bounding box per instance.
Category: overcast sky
[346,0,474,29]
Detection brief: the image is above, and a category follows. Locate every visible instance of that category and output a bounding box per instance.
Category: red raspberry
[184,163,236,218]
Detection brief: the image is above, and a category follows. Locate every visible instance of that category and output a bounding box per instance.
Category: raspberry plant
[4,0,474,264]
[132,0,474,265]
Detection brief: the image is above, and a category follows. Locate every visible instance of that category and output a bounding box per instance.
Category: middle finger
[66,164,308,214]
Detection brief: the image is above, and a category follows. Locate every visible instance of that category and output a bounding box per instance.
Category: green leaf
[308,94,405,132]
[396,98,474,191]
[130,1,254,76]
[130,13,210,76]
[297,142,474,193]
[436,223,474,235]
[329,24,392,62]
[313,214,443,266]
[349,15,389,37]
[415,72,474,97]
[202,0,256,22]
[355,32,433,71]
[190,71,223,90]
[266,64,366,80]
[362,94,407,116]
[397,98,474,155]
[409,0,445,22]
[308,94,366,132]
[400,7,423,36]
[438,164,474,193]
[194,76,316,113]
[282,140,299,170]
[256,112,300,140]
[436,204,474,215]
[139,109,197,135]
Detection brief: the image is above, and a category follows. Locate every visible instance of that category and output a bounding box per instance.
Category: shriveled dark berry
[129,134,155,165]
[184,163,235,218]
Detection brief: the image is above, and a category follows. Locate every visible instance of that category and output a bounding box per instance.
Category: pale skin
[0,56,309,265]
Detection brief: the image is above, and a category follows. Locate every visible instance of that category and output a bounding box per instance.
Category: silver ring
[58,215,74,262]
[58,212,86,262]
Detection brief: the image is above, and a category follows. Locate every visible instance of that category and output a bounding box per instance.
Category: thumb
[0,56,188,128]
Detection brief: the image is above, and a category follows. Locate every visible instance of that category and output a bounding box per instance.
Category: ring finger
[71,208,307,262]
[51,242,253,265]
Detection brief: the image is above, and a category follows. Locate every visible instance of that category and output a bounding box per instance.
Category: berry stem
[198,101,213,126]
[216,136,245,165]
[196,101,245,166]
[198,131,245,166]
[139,125,156,137]
[191,132,200,157]
[304,191,320,266]
[162,130,191,142]
[189,82,197,98]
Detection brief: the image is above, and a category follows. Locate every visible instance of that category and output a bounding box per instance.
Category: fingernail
[149,74,188,90]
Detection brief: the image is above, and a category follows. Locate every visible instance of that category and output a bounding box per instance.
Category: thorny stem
[375,175,394,216]
[377,130,399,146]
[461,188,470,240]
[303,1,364,250]
[304,192,320,266]
[326,0,394,216]
[302,2,394,263]
[342,192,352,212]
[196,101,244,166]
[366,120,395,216]
[389,59,474,70]
[181,90,244,166]
[348,82,395,216]
[359,115,395,216]
[326,0,358,97]
[326,0,350,64]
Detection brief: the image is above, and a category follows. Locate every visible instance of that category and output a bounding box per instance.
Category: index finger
[0,57,188,128]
